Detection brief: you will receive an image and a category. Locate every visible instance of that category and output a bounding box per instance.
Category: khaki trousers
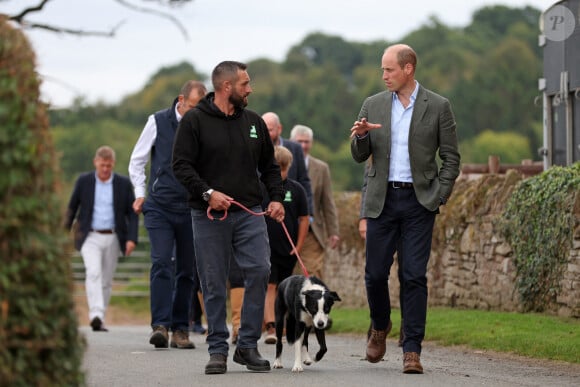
[293,230,325,279]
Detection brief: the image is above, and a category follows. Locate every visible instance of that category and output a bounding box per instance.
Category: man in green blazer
[350,44,460,374]
[289,124,340,280]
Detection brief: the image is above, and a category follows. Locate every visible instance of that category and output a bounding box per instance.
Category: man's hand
[328,235,340,249]
[266,201,285,223]
[358,218,367,240]
[125,241,136,256]
[133,197,145,214]
[208,190,234,211]
[350,118,381,138]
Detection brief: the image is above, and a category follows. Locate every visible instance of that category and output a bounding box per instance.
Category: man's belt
[390,181,413,189]
[91,229,114,234]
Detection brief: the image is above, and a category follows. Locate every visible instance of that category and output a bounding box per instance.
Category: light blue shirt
[91,173,115,230]
[388,81,419,183]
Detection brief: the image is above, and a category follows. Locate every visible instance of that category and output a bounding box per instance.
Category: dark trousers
[143,200,196,331]
[365,186,435,354]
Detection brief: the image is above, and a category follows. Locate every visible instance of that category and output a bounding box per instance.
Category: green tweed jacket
[351,85,460,217]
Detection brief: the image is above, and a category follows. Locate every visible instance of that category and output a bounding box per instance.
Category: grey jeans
[191,207,271,355]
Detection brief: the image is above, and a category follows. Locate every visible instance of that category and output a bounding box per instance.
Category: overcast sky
[4,0,552,107]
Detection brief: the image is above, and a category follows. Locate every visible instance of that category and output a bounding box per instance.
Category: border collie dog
[273,275,341,372]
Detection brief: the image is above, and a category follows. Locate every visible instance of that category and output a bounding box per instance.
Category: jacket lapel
[409,86,428,139]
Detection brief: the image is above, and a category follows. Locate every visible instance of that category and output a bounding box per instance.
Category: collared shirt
[129,103,184,199]
[91,173,115,230]
[388,81,419,183]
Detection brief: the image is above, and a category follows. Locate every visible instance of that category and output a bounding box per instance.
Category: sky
[4,0,553,108]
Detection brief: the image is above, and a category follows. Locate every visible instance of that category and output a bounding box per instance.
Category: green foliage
[0,17,85,385]
[498,163,580,312]
[460,129,532,163]
[52,119,141,183]
[118,61,208,126]
[48,5,545,190]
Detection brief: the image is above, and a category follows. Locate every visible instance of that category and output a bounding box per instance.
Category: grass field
[331,307,580,364]
[106,291,579,364]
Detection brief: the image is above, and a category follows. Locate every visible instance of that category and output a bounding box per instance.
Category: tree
[0,16,84,384]
[4,0,193,39]
[460,130,531,164]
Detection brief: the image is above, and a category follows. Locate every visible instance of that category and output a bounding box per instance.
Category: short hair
[180,80,206,99]
[274,145,293,170]
[262,111,281,126]
[395,45,417,71]
[290,124,313,141]
[212,61,247,91]
[95,145,115,161]
[385,44,418,71]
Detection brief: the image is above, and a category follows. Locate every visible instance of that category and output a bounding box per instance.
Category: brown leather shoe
[403,352,423,374]
[366,320,392,363]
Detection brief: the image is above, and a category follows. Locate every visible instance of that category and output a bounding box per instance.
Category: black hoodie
[172,92,285,210]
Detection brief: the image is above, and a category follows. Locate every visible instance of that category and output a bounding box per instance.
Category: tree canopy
[47,4,544,191]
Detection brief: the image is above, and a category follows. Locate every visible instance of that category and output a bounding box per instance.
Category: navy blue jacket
[65,172,139,254]
[147,98,190,212]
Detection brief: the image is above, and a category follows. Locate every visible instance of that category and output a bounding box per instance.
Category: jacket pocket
[423,169,437,180]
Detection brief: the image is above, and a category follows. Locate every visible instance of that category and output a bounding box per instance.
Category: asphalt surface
[81,325,579,387]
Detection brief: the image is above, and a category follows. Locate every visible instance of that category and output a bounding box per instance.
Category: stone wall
[323,171,580,317]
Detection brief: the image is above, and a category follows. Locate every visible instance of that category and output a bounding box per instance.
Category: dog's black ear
[330,291,341,302]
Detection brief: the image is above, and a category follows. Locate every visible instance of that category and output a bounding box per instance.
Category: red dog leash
[207,199,310,277]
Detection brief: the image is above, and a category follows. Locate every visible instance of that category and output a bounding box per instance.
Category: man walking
[173,61,285,375]
[350,44,460,373]
[66,145,139,332]
[129,80,206,349]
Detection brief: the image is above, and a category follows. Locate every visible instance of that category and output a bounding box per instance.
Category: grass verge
[104,294,579,364]
[330,307,579,364]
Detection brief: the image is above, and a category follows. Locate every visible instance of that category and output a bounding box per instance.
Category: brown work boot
[264,322,276,344]
[403,351,423,374]
[366,320,392,363]
[171,329,195,349]
[149,325,169,348]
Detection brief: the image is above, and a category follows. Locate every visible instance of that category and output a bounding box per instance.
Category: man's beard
[229,91,248,109]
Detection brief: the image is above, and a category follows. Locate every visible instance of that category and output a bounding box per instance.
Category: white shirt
[388,81,419,183]
[128,103,184,199]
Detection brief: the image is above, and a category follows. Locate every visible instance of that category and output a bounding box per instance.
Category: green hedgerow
[499,162,580,312]
[0,16,85,385]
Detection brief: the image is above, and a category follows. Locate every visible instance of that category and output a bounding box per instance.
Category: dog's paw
[291,364,304,373]
[301,347,312,365]
[273,358,283,369]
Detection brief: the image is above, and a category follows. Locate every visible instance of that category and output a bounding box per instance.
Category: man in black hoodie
[173,61,285,375]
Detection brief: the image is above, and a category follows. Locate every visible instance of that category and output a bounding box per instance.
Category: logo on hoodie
[250,125,258,139]
[284,190,292,202]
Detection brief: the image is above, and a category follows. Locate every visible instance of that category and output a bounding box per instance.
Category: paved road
[81,326,579,386]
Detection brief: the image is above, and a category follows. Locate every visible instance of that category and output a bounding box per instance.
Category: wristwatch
[202,189,214,202]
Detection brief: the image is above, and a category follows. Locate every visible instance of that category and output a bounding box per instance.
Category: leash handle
[206,199,310,277]
[206,200,267,220]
